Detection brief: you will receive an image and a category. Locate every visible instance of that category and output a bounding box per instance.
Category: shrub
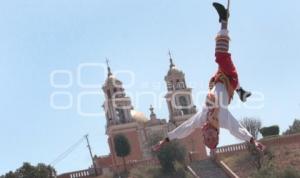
[252,166,300,178]
[260,125,280,137]
[280,167,300,178]
[129,163,193,178]
[251,164,278,178]
[129,165,159,178]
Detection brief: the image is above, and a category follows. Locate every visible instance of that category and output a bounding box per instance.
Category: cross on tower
[106,58,109,67]
[150,105,154,115]
[168,50,175,68]
[106,58,112,76]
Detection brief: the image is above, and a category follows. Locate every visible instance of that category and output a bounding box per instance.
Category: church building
[95,55,208,175]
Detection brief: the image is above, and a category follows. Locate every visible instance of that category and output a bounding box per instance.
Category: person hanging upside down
[153,2,264,152]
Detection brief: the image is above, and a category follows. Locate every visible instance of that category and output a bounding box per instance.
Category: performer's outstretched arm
[167,109,207,140]
[152,110,207,152]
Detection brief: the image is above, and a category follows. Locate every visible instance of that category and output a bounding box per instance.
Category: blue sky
[0,0,300,175]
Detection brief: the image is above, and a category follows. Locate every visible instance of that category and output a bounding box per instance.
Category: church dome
[104,74,122,87]
[167,66,184,76]
[165,65,185,82]
[130,110,148,123]
[102,61,123,88]
[165,53,185,80]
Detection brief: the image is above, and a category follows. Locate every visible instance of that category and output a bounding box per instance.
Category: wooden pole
[85,134,98,176]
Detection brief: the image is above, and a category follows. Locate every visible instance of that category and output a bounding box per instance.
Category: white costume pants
[167,83,253,142]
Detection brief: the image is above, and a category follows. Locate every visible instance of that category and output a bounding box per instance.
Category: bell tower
[102,60,133,130]
[102,60,147,170]
[164,52,197,125]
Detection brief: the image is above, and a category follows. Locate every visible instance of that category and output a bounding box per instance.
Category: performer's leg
[219,106,266,151]
[219,108,253,142]
[214,83,252,142]
[167,109,207,140]
[213,3,252,102]
[236,86,252,102]
[209,3,265,152]
[214,2,230,54]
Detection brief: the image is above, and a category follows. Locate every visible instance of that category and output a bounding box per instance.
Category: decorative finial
[149,105,157,120]
[150,105,154,114]
[168,50,175,69]
[106,58,112,77]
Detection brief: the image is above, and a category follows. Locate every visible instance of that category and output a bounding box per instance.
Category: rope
[50,136,85,166]
[227,0,231,21]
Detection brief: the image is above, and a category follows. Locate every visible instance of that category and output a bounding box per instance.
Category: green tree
[16,162,35,178]
[283,119,300,135]
[34,164,56,178]
[147,133,187,174]
[240,117,262,139]
[147,132,165,153]
[113,134,131,172]
[2,162,56,178]
[156,140,186,173]
[3,172,16,178]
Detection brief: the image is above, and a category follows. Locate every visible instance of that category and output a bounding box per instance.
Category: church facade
[95,56,208,175]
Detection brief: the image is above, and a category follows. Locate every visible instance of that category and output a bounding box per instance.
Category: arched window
[116,109,126,124]
[179,96,188,106]
[167,82,173,91]
[179,96,189,115]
